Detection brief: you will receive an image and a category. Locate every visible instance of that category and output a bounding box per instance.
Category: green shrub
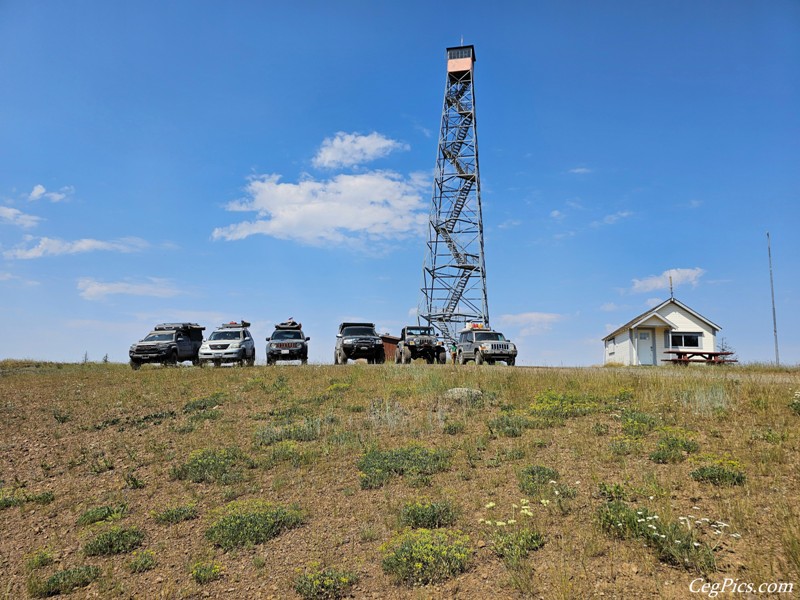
[205,499,304,551]
[358,445,451,489]
[529,389,602,420]
[620,409,658,438]
[77,504,127,526]
[690,465,746,486]
[254,418,321,446]
[518,465,559,495]
[0,494,24,510]
[597,482,626,501]
[84,526,144,556]
[649,433,699,464]
[153,504,198,525]
[24,548,54,571]
[191,561,224,584]
[789,397,800,416]
[609,435,640,456]
[597,501,715,572]
[399,500,458,529]
[487,413,532,438]
[127,549,156,573]
[27,565,100,597]
[443,421,465,435]
[491,528,545,567]
[381,529,472,585]
[170,447,254,484]
[183,392,225,413]
[592,422,610,436]
[294,565,359,600]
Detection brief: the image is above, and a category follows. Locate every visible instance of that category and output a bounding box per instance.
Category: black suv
[395,325,447,364]
[129,323,205,369]
[266,320,310,365]
[456,325,517,366]
[334,322,385,364]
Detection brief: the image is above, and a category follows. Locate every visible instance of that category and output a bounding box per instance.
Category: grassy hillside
[1,361,799,599]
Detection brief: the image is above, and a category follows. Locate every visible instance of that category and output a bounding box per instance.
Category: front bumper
[129,348,171,363]
[343,342,383,359]
[198,348,244,364]
[267,347,306,360]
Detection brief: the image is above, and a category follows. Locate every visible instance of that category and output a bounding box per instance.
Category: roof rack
[154,322,205,331]
[219,321,250,329]
[275,320,302,330]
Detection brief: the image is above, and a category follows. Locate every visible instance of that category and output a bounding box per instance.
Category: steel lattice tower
[420,45,489,343]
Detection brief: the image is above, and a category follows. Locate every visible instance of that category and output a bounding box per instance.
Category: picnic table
[662,350,737,365]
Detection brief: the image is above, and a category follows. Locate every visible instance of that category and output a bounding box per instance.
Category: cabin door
[636,330,655,365]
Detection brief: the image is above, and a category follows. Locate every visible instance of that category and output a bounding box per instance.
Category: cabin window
[607,337,615,354]
[448,47,472,60]
[671,332,701,348]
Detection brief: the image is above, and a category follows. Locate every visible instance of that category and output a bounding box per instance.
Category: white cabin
[602,298,721,366]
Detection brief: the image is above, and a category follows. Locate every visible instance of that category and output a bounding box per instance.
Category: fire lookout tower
[419,45,489,343]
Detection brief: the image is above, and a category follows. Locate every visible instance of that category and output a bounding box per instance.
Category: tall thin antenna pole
[767,232,780,365]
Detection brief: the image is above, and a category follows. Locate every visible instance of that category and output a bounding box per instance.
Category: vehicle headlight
[480,344,490,351]
[374,339,383,345]
[229,342,241,349]
[408,340,415,345]
[200,344,209,351]
[344,338,356,344]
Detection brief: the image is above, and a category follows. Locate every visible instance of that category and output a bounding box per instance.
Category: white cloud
[0,206,41,228]
[4,236,149,259]
[0,272,13,281]
[497,312,563,336]
[312,132,408,169]
[212,171,428,247]
[600,302,622,312]
[645,297,663,308]
[568,167,592,174]
[28,184,73,202]
[498,219,522,229]
[77,277,180,300]
[632,267,706,293]
[592,210,633,227]
[550,210,565,220]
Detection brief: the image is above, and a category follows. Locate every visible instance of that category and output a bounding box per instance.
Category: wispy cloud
[4,236,149,259]
[0,206,41,228]
[600,302,622,312]
[77,277,180,300]
[632,267,705,293]
[312,132,409,169]
[498,312,563,336]
[498,219,522,229]
[550,210,565,220]
[212,171,428,247]
[28,184,74,202]
[591,210,633,227]
[568,167,592,174]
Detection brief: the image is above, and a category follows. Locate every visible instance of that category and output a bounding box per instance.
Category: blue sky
[1,1,798,366]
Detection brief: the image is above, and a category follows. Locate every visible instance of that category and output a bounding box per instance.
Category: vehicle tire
[402,347,412,364]
[169,350,179,366]
[130,360,141,371]
[376,349,385,364]
[247,351,256,367]
[506,358,515,367]
[458,352,466,365]
[437,351,447,364]
[301,356,308,365]
[192,357,200,367]
[475,351,484,366]
[336,350,347,365]
[426,356,434,365]
[394,348,401,364]
[213,359,222,368]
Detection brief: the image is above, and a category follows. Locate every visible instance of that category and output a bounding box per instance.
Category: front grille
[274,342,298,349]
[490,343,510,351]
[210,344,229,350]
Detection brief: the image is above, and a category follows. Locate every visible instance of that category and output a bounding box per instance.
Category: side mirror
[265,337,271,341]
[306,337,311,341]
[336,334,342,338]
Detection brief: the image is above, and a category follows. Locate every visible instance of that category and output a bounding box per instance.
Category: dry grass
[0,360,798,598]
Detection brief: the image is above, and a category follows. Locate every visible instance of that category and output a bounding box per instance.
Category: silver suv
[456,324,517,366]
[198,321,256,367]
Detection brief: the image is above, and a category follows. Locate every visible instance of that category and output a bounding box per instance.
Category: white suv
[198,321,256,367]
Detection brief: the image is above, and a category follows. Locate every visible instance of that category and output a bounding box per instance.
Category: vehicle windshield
[272,330,303,340]
[209,330,241,341]
[406,327,434,336]
[342,326,376,337]
[143,332,174,342]
[475,332,505,342]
